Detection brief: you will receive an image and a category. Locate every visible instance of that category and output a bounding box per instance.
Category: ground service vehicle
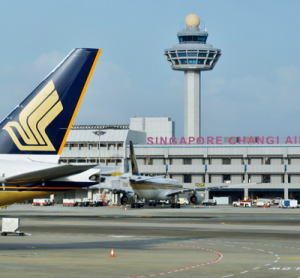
[202,199,217,206]
[178,198,189,205]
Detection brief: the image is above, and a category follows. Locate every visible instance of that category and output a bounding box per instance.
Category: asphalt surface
[0,204,300,278]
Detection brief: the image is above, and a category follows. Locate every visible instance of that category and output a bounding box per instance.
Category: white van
[178,198,189,205]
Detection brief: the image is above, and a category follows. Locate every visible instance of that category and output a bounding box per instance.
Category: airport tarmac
[0,204,300,278]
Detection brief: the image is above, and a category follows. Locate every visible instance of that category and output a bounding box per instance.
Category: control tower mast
[164,13,221,138]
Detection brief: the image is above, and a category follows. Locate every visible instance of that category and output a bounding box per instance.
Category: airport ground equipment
[278,199,298,208]
[213,196,232,205]
[202,199,217,206]
[178,198,189,205]
[232,199,252,207]
[33,199,54,206]
[273,197,283,204]
[1,218,24,236]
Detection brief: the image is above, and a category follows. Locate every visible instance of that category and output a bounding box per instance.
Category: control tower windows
[198,53,207,57]
[170,53,177,57]
[208,53,215,58]
[187,52,197,57]
[188,59,196,64]
[206,60,211,65]
[178,36,207,43]
[178,53,187,57]
[181,59,187,64]
[173,60,179,65]
[197,59,204,64]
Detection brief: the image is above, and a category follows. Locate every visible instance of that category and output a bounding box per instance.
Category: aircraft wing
[195,182,258,191]
[129,175,165,183]
[94,186,134,194]
[165,183,258,197]
[0,164,98,186]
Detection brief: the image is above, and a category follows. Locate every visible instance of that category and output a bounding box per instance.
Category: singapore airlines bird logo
[3,80,63,151]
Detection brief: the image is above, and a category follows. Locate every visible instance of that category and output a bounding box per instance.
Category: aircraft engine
[190,193,204,205]
[121,193,135,205]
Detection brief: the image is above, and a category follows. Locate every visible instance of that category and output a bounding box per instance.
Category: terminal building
[59,118,300,203]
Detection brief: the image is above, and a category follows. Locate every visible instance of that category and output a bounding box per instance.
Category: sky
[0,0,299,138]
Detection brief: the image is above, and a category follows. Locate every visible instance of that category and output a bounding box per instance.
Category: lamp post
[93,130,106,165]
[93,130,106,197]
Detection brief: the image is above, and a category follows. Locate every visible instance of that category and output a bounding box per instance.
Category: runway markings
[253,267,260,270]
[222,275,234,277]
[240,270,248,273]
[123,243,223,278]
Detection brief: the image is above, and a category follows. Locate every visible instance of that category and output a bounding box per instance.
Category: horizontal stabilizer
[0,164,98,185]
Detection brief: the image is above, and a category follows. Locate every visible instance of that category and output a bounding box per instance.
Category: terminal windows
[223,175,231,183]
[183,174,192,183]
[222,158,231,165]
[262,174,270,183]
[145,158,153,165]
[183,158,192,165]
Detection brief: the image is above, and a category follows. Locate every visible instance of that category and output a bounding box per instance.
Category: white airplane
[0,48,103,209]
[93,141,257,208]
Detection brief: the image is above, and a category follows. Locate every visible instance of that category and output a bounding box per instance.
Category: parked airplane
[93,141,257,208]
[0,48,102,208]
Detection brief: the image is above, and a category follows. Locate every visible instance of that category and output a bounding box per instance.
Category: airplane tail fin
[129,141,139,176]
[0,48,101,156]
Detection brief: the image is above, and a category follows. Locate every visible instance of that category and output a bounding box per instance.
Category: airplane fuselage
[130,177,183,200]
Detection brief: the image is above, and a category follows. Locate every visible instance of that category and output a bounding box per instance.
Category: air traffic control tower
[164,13,221,138]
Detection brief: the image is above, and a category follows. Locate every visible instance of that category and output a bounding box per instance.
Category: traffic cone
[125,207,127,211]
[120,205,123,209]
[32,203,34,209]
[115,205,116,208]
[194,206,196,209]
[209,206,211,209]
[110,248,115,257]
[263,207,265,210]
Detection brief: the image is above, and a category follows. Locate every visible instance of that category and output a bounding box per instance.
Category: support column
[184,71,200,138]
[284,187,289,199]
[244,187,248,199]
[204,190,209,200]
[88,190,93,199]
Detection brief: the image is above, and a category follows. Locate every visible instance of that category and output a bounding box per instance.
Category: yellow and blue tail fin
[129,141,140,176]
[0,48,101,155]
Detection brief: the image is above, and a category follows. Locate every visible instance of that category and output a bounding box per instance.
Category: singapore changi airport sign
[147,136,300,145]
